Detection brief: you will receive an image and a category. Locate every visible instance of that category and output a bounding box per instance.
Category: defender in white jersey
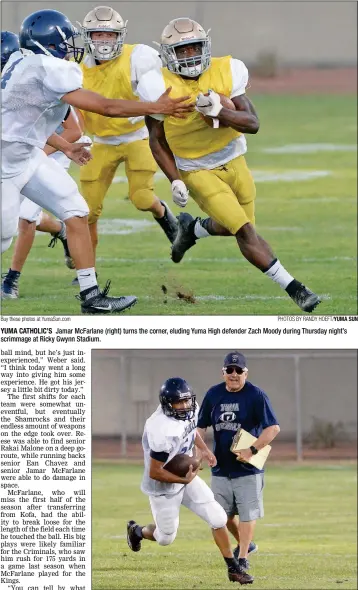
[127,377,253,585]
[1,9,193,314]
[1,107,93,299]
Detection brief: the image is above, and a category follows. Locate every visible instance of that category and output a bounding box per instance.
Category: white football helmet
[81,5,127,60]
[158,17,211,78]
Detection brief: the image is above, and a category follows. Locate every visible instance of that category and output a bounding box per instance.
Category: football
[200,93,236,128]
[164,450,202,478]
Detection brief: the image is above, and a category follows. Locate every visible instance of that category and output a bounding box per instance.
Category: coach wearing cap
[197,351,280,572]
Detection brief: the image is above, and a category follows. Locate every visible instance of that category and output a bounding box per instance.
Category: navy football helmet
[19,9,84,63]
[159,377,196,421]
[1,31,20,70]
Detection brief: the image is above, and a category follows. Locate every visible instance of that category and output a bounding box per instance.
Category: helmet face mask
[19,9,84,63]
[81,6,127,61]
[159,18,211,78]
[162,38,211,78]
[159,378,196,421]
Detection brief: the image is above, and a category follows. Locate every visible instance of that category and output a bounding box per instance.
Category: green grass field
[92,462,357,589]
[2,95,357,315]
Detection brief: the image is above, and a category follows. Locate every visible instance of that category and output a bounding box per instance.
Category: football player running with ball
[1,10,193,314]
[137,18,321,313]
[73,5,179,285]
[127,377,254,585]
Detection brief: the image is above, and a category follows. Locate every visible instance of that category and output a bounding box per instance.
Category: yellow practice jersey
[162,56,241,159]
[80,44,144,137]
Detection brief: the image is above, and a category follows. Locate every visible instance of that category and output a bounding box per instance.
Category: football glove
[195,90,223,118]
[171,180,189,208]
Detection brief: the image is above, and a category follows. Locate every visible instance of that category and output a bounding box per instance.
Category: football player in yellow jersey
[77,6,179,274]
[138,18,321,313]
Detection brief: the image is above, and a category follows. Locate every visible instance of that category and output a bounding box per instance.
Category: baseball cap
[223,351,247,370]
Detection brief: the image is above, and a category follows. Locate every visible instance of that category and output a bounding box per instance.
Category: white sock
[77,268,97,292]
[264,259,294,289]
[194,219,210,239]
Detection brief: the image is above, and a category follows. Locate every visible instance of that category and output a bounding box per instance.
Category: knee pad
[62,195,89,221]
[1,236,14,254]
[207,501,228,530]
[1,216,18,250]
[130,187,155,211]
[154,529,177,546]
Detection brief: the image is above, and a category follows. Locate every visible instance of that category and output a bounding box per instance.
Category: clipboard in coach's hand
[230,428,271,470]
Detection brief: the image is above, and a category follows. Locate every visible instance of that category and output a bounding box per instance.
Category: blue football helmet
[159,377,196,421]
[19,9,84,63]
[1,31,20,70]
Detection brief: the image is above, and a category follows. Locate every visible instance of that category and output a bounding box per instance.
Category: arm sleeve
[197,392,213,429]
[136,69,166,122]
[255,390,279,428]
[131,44,162,87]
[43,60,83,100]
[230,58,249,98]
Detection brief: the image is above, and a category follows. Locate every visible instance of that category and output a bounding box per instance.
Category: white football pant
[149,476,227,546]
[1,148,89,253]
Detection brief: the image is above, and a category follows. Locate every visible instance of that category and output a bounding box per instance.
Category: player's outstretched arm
[62,87,193,119]
[218,94,260,134]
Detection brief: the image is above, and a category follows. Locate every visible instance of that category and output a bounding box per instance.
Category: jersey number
[1,58,22,89]
[181,433,195,455]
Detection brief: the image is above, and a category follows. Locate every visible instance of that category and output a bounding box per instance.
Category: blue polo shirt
[197,381,279,478]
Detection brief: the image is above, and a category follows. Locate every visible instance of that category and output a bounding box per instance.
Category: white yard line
[262,143,357,154]
[113,169,333,184]
[98,218,155,234]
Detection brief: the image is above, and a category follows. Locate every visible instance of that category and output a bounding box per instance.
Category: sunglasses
[224,366,245,375]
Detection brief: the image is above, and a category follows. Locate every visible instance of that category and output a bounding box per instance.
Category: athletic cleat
[234,542,258,562]
[1,270,20,299]
[171,212,197,263]
[127,520,142,552]
[154,201,178,243]
[76,281,137,314]
[287,281,321,313]
[227,562,254,584]
[48,221,75,269]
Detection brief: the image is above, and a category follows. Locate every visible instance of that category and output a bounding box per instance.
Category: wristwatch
[249,445,258,455]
